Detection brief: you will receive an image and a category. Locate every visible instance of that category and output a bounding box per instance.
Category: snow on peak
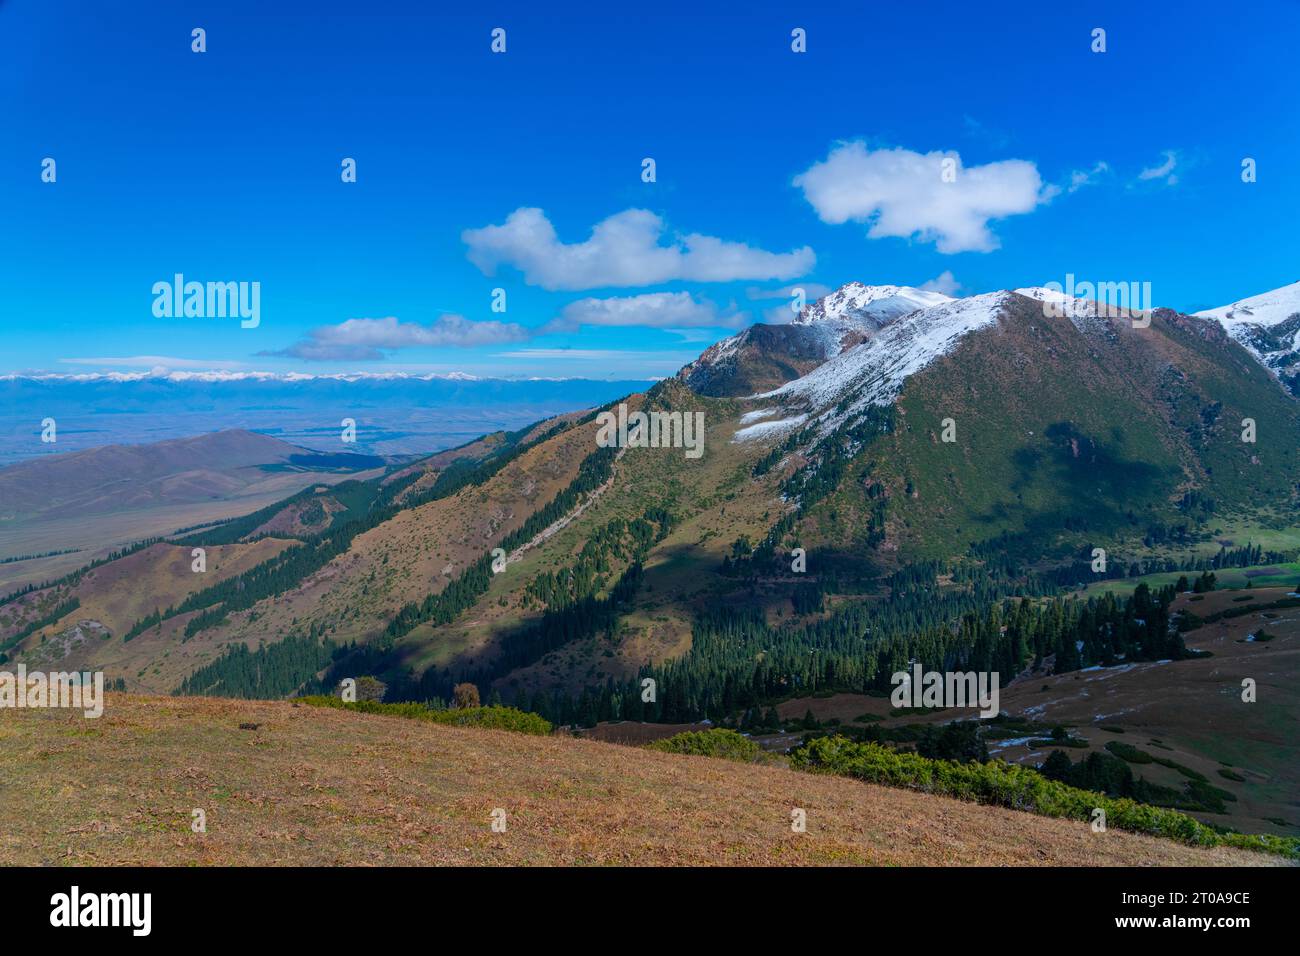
[755,291,1009,433]
[794,282,954,329]
[1195,281,1300,385]
[1195,281,1300,327]
[1012,286,1114,334]
[1014,286,1075,307]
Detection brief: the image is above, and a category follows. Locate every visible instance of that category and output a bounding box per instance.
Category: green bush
[646,728,761,762]
[1105,740,1154,764]
[298,696,552,735]
[790,736,1298,860]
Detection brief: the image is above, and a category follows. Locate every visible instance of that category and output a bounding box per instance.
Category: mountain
[750,291,1007,431]
[1196,281,1300,398]
[0,430,388,591]
[742,288,1300,559]
[676,323,849,397]
[0,430,364,521]
[792,281,954,329]
[4,279,1299,843]
[677,283,951,397]
[0,429,394,527]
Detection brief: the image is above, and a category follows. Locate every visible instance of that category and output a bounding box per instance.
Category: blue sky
[2,0,1297,379]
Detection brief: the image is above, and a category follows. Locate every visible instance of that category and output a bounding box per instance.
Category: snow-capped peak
[794,282,954,329]
[754,291,1009,435]
[1195,281,1300,327]
[1011,286,1115,334]
[1195,282,1300,393]
[1013,286,1074,306]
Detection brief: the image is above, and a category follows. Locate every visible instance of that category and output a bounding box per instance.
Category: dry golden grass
[0,694,1279,867]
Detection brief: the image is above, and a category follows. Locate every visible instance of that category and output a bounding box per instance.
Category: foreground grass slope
[0,695,1280,866]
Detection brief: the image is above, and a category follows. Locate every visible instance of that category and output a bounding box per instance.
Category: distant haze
[0,376,652,466]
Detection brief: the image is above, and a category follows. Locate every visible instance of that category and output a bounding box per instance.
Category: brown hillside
[192,416,602,657]
[0,539,297,690]
[0,429,306,520]
[0,694,1278,867]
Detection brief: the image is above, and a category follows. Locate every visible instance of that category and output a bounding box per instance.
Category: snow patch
[756,292,1008,433]
[794,282,954,329]
[733,415,807,443]
[1013,287,1114,335]
[1196,280,1300,328]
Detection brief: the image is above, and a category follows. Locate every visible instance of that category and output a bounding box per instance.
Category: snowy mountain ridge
[792,282,954,331]
[1196,281,1300,397]
[744,291,1011,438]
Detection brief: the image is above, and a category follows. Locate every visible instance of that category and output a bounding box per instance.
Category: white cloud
[1137,150,1179,185]
[793,142,1053,253]
[762,304,799,324]
[544,291,744,334]
[662,328,719,344]
[919,270,961,296]
[267,314,531,361]
[1068,161,1111,192]
[462,207,815,290]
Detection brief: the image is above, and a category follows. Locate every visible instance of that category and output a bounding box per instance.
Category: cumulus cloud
[265,315,531,361]
[544,292,745,334]
[793,142,1053,253]
[1137,150,1179,185]
[919,270,962,296]
[462,207,815,290]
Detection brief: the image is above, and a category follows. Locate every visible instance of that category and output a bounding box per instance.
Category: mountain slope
[0,429,388,591]
[677,323,854,397]
[9,281,1300,738]
[747,291,1300,559]
[792,281,953,328]
[677,282,952,397]
[1197,281,1300,398]
[0,430,320,521]
[0,693,1274,866]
